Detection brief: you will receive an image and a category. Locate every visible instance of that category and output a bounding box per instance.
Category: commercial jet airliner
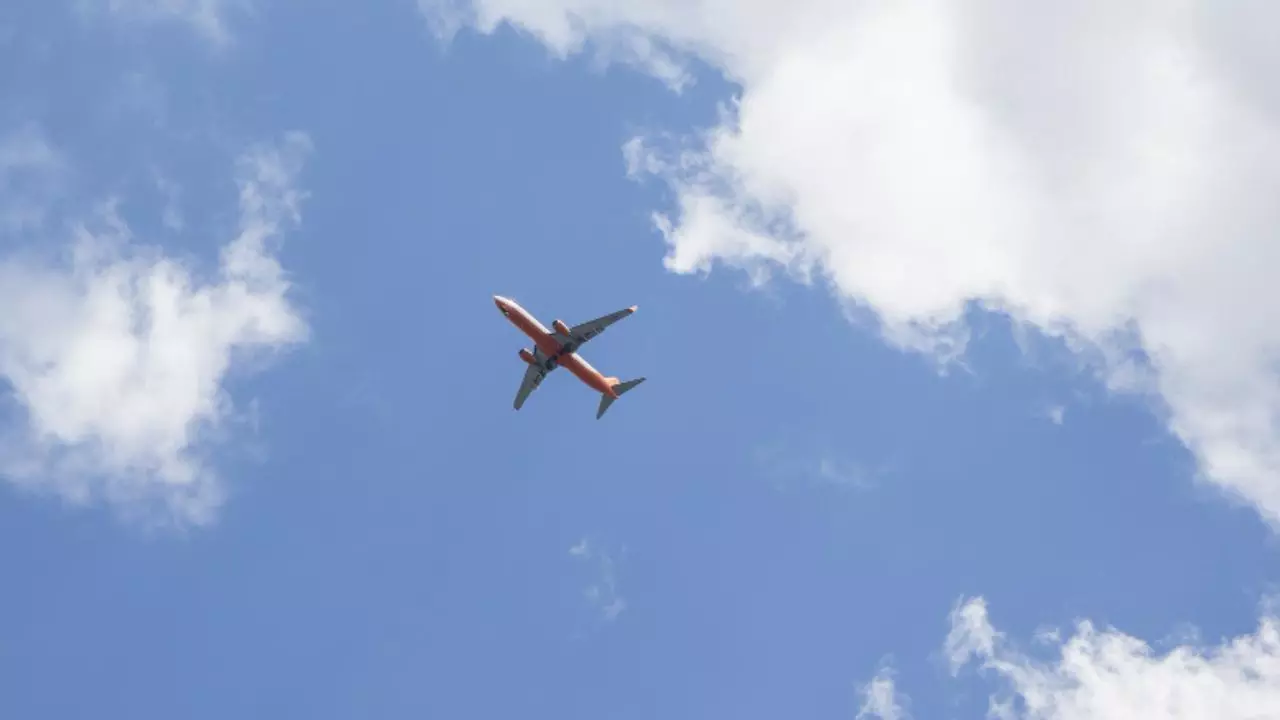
[493,295,646,418]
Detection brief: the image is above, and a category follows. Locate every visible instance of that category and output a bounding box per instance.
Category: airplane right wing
[514,360,548,410]
[564,305,638,347]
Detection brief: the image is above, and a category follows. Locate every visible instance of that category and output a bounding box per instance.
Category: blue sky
[3,2,1280,718]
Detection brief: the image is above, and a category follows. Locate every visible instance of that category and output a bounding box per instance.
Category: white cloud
[569,538,626,622]
[0,130,311,527]
[857,666,911,720]
[947,596,1280,719]
[420,1,1280,526]
[417,0,694,89]
[82,0,249,44]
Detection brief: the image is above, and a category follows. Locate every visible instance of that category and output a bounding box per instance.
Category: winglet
[596,377,646,419]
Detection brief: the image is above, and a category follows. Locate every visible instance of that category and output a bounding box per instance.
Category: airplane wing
[514,360,548,410]
[558,305,638,348]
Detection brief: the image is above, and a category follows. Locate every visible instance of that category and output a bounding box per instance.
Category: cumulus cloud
[419,0,1280,525]
[0,130,311,526]
[947,596,1280,719]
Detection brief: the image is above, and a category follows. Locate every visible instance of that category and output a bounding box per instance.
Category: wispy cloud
[569,538,626,623]
[0,125,66,232]
[417,0,693,90]
[815,456,878,492]
[0,130,312,527]
[856,666,911,720]
[1044,405,1066,426]
[754,441,889,495]
[153,170,184,232]
[420,0,1280,527]
[80,0,251,45]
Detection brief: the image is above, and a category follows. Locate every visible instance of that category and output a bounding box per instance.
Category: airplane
[493,295,646,418]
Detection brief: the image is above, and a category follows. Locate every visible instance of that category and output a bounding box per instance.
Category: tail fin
[596,377,646,419]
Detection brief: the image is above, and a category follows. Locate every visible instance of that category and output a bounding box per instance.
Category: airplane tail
[596,377,646,419]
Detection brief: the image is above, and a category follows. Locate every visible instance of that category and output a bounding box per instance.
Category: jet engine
[518,348,536,365]
[552,319,571,337]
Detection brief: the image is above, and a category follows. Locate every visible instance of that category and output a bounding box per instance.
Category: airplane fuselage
[494,296,620,398]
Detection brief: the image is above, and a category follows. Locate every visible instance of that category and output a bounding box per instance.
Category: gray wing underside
[514,360,547,410]
[550,306,638,349]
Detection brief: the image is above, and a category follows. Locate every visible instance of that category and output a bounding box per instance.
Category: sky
[2,1,1280,718]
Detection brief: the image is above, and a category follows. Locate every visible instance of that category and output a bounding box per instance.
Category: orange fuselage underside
[498,298,618,398]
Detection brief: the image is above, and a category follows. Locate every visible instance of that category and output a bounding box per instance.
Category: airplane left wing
[557,305,638,348]
[514,361,548,410]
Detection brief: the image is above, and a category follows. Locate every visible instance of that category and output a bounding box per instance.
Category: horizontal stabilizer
[596,377,646,419]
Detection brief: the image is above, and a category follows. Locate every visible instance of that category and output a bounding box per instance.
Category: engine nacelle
[552,319,571,337]
[518,348,536,365]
